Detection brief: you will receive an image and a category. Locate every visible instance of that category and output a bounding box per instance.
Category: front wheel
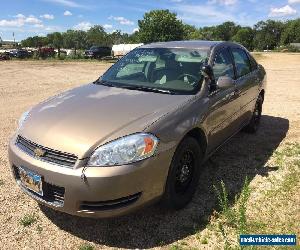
[161,136,203,210]
[244,95,263,133]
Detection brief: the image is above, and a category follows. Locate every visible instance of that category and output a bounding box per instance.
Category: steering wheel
[177,73,199,85]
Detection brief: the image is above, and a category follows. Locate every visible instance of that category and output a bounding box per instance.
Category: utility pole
[13,32,15,47]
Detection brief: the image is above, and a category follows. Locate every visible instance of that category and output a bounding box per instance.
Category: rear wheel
[244,95,263,133]
[161,136,203,210]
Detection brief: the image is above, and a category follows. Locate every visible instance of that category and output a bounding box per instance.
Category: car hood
[19,83,192,159]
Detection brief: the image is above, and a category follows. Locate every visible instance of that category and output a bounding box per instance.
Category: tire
[161,136,203,210]
[244,95,263,133]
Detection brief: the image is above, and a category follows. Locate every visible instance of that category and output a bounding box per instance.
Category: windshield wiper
[94,79,176,94]
[120,85,176,95]
[93,79,115,87]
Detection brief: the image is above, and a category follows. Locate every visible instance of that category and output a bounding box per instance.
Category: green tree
[107,30,125,45]
[47,32,63,56]
[183,24,203,40]
[127,30,140,43]
[199,26,217,40]
[253,20,284,50]
[63,30,75,49]
[74,30,88,49]
[213,21,241,41]
[86,25,108,47]
[21,36,48,48]
[138,9,184,43]
[63,30,87,53]
[232,27,255,50]
[281,18,300,45]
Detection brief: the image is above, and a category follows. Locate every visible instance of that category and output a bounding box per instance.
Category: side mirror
[202,65,217,92]
[201,65,214,80]
[217,76,234,89]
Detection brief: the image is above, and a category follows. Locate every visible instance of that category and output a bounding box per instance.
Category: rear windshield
[101,47,209,95]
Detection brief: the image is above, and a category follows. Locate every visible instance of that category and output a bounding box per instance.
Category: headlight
[18,109,31,129]
[88,133,159,167]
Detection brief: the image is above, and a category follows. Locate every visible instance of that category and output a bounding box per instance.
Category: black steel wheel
[161,136,203,210]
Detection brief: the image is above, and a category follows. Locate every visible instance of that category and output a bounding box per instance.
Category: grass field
[0,53,299,249]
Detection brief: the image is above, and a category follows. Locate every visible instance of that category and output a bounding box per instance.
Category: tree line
[21,9,300,52]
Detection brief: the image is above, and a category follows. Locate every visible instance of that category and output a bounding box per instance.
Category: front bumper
[8,136,174,218]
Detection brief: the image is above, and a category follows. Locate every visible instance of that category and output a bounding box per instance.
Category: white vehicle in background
[112,43,143,58]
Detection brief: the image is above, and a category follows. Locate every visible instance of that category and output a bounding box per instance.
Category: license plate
[19,167,43,196]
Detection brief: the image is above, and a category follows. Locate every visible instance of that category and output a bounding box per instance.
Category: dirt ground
[0,53,299,249]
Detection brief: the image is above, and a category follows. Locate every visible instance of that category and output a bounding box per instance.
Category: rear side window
[231,48,251,78]
[213,48,235,81]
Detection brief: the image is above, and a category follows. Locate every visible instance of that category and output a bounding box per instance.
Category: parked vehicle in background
[0,52,10,60]
[39,47,55,59]
[84,46,111,59]
[9,41,266,218]
[27,50,34,57]
[10,49,31,59]
[54,49,67,56]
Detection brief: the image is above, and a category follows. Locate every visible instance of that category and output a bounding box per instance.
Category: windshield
[100,47,209,95]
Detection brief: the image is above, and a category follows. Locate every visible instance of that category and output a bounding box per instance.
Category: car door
[230,47,259,123]
[205,47,242,153]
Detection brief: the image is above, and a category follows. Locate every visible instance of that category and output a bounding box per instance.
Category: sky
[0,0,300,41]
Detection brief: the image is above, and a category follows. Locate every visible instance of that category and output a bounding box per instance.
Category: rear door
[230,47,259,123]
[205,47,242,152]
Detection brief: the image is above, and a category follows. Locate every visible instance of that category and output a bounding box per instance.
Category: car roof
[139,40,243,50]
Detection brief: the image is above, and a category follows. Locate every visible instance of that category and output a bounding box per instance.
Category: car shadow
[40,115,289,249]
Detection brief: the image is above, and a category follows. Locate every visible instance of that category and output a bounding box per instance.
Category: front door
[204,47,242,153]
[230,48,259,123]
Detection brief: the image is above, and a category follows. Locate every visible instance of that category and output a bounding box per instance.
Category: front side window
[101,48,209,94]
[213,48,235,81]
[231,48,251,78]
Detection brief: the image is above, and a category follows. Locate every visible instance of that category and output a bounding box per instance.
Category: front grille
[16,135,78,168]
[13,166,65,206]
[80,192,142,211]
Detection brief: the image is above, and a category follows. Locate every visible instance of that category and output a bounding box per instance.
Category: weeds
[214,177,251,248]
[214,181,229,214]
[36,225,43,233]
[78,243,94,250]
[20,214,37,227]
[273,142,300,167]
[169,244,184,250]
[200,237,208,244]
[218,222,230,249]
[169,241,198,250]
[204,142,299,249]
[213,181,236,226]
[266,142,300,197]
[0,179,4,186]
[237,177,250,234]
[273,151,285,167]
